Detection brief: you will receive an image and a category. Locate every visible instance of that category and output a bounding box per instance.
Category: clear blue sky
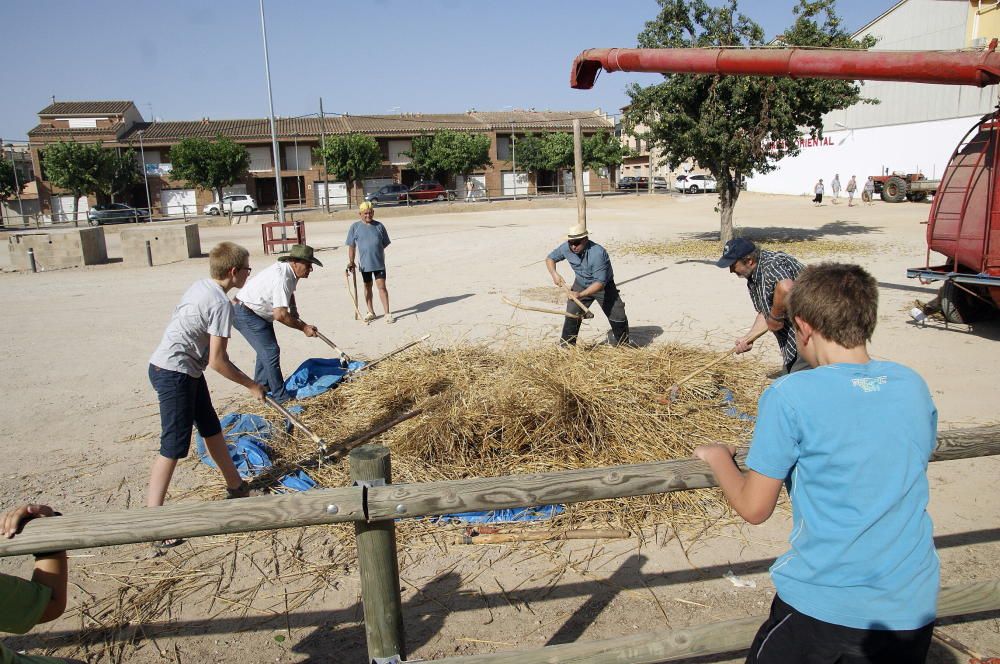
[0,0,899,141]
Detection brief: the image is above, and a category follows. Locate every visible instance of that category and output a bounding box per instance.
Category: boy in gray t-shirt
[146,242,265,550]
[346,201,393,322]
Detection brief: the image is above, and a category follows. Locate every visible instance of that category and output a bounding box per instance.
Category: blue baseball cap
[716,238,756,268]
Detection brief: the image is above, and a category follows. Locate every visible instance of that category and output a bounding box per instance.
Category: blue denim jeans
[233,304,291,403]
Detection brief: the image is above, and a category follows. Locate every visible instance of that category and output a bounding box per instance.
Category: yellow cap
[359,201,374,212]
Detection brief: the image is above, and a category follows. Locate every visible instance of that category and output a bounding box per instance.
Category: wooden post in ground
[350,445,406,663]
[573,118,587,231]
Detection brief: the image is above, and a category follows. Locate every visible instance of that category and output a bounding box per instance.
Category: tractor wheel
[881,176,908,203]
[908,191,928,203]
[939,281,995,324]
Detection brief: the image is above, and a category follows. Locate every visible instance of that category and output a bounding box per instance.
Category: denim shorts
[149,364,222,459]
[361,269,387,284]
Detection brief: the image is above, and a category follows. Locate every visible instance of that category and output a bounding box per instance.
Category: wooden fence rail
[433,580,1000,664]
[2,425,998,558]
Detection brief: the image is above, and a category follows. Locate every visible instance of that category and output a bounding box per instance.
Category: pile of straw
[614,237,874,261]
[239,342,767,530]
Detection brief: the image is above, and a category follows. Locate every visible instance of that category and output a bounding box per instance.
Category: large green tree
[170,136,250,210]
[314,133,382,207]
[583,130,631,185]
[97,148,141,204]
[625,0,876,242]
[406,131,492,182]
[42,141,107,225]
[510,132,546,180]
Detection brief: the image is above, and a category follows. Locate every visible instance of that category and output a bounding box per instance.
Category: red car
[399,181,455,202]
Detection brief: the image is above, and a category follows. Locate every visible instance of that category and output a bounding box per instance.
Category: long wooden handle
[461,529,630,544]
[563,285,592,316]
[345,270,362,320]
[265,396,324,447]
[350,335,431,377]
[501,295,582,320]
[672,328,769,388]
[316,331,351,362]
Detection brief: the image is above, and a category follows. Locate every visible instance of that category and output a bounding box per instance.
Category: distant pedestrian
[846,175,857,207]
[831,174,841,204]
[465,178,475,202]
[863,176,876,205]
[812,179,824,206]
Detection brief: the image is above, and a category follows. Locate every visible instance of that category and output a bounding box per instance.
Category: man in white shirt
[234,244,321,403]
[147,242,266,547]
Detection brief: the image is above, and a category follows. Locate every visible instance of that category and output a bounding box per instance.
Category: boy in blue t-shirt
[695,263,939,663]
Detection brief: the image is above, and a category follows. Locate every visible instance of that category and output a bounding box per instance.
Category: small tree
[540,132,577,192]
[510,133,546,187]
[625,0,875,242]
[42,141,107,224]
[0,157,19,226]
[97,148,141,204]
[314,134,382,207]
[583,130,631,185]
[405,131,491,183]
[170,136,250,210]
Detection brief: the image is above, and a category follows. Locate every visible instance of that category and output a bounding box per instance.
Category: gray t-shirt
[346,220,391,272]
[149,279,233,378]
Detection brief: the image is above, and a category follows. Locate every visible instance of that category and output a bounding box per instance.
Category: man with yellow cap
[545,224,629,346]
[346,201,393,323]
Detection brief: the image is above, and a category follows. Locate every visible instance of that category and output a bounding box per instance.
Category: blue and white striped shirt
[747,250,804,368]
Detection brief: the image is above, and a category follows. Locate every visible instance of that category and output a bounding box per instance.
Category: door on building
[561,169,592,194]
[50,195,89,223]
[455,174,487,200]
[160,189,197,216]
[313,181,347,207]
[282,176,305,206]
[502,172,529,196]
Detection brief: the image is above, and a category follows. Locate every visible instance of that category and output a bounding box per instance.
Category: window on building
[496,134,512,161]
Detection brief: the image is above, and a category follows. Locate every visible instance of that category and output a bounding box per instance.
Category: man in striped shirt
[717,238,809,373]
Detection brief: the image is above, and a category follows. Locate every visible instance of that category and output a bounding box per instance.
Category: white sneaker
[385,313,395,324]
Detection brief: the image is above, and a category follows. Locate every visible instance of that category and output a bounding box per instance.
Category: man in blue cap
[717,238,808,374]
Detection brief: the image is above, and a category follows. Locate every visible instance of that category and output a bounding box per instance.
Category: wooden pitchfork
[563,285,595,319]
[656,328,768,404]
[345,268,363,322]
[265,396,327,454]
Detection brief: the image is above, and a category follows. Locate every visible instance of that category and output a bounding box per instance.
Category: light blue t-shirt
[346,220,391,272]
[746,361,939,631]
[547,240,613,287]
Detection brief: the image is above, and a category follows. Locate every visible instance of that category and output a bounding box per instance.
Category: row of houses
[17,101,617,220]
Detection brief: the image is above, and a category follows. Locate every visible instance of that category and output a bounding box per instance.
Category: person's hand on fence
[3,504,59,539]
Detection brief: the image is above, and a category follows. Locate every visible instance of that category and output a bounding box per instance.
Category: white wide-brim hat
[566,224,589,240]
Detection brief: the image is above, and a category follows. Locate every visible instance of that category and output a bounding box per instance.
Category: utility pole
[511,122,516,201]
[573,119,587,230]
[319,97,330,214]
[259,0,286,235]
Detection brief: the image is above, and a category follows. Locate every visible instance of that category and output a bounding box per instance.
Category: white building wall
[747,115,981,196]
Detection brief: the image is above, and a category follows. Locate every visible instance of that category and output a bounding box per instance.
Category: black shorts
[361,269,387,284]
[746,595,933,664]
[149,364,222,459]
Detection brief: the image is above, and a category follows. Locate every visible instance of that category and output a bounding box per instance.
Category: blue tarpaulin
[719,388,756,422]
[195,412,316,493]
[435,505,564,525]
[284,358,366,400]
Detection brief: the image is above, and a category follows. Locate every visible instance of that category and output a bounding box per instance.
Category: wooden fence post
[350,445,406,663]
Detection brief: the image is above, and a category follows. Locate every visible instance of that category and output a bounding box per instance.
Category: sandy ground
[1,192,998,663]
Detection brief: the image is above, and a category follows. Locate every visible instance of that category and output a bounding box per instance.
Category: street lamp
[137,130,153,219]
[5,143,23,226]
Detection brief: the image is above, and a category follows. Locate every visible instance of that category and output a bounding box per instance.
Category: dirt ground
[1,192,998,663]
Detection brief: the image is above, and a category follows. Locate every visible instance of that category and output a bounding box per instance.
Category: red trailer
[570,45,1000,322]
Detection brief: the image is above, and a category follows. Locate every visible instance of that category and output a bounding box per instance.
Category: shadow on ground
[684,221,882,243]
[394,293,475,320]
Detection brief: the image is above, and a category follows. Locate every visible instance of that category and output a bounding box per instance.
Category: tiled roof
[38,101,135,116]
[27,122,126,138]
[115,111,613,143]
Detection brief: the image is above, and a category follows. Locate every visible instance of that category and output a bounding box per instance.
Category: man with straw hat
[546,224,630,346]
[346,201,393,323]
[234,244,322,403]
[716,237,808,374]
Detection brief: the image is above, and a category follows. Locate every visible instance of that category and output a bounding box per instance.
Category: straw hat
[566,224,589,240]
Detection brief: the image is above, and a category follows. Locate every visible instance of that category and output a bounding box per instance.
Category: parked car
[365,183,409,205]
[617,176,650,190]
[87,203,150,225]
[652,176,669,190]
[674,174,717,194]
[203,194,258,215]
[401,181,454,202]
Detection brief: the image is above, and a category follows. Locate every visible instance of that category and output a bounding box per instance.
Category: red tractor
[871,172,938,203]
[570,45,1000,323]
